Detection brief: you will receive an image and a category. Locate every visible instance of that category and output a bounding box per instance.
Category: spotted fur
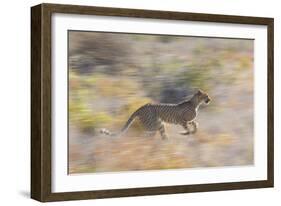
[100,89,211,139]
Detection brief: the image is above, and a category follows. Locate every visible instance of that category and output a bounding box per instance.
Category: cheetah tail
[99,109,139,137]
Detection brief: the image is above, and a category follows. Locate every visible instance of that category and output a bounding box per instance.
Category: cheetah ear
[197,89,203,94]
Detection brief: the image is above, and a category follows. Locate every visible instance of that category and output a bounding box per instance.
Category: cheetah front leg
[180,121,198,135]
[190,121,198,134]
[179,122,191,135]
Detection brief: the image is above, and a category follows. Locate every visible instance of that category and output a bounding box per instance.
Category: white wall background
[0,0,279,205]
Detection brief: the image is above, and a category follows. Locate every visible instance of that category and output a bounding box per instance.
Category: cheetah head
[196,89,211,105]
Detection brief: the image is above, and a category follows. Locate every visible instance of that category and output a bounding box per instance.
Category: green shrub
[69,100,113,133]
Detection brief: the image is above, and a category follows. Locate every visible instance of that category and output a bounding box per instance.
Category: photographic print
[68,31,254,174]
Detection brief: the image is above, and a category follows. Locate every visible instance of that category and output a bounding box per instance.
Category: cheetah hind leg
[159,123,169,140]
[180,122,191,135]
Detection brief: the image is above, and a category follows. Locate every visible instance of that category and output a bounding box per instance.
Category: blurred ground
[68,31,254,174]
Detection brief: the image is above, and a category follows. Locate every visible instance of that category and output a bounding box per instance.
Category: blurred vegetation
[68,31,254,173]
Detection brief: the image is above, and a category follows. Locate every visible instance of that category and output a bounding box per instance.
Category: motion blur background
[68,31,254,174]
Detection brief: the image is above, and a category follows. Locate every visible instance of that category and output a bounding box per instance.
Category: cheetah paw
[179,131,190,135]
